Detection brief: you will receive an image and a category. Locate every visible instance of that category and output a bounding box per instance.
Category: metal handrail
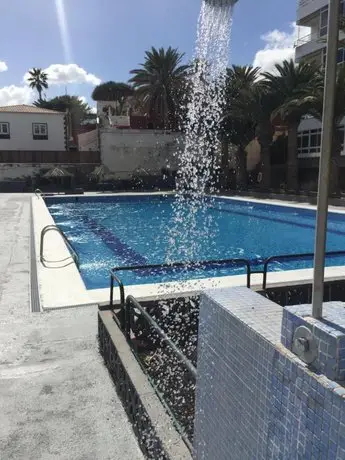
[110,257,252,308]
[35,188,43,199]
[262,250,345,290]
[126,295,197,379]
[40,225,80,270]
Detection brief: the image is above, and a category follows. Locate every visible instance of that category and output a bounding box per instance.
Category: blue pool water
[46,195,345,290]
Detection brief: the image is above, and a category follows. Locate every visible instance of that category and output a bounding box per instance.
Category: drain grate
[30,200,41,313]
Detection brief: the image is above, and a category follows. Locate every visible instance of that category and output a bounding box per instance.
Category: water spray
[203,0,239,6]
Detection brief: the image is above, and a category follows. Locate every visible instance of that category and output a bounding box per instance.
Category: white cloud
[253,23,310,74]
[26,64,101,86]
[0,85,34,106]
[90,106,97,114]
[0,61,8,72]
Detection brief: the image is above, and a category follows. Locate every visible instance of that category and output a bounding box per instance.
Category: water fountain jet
[204,0,239,6]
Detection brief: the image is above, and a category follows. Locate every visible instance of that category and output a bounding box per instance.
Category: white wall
[0,112,65,151]
[100,129,182,178]
[78,129,98,151]
[0,164,74,181]
[297,0,327,23]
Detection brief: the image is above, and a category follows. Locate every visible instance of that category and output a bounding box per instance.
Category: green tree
[221,65,260,189]
[35,95,92,144]
[277,64,345,196]
[129,47,190,130]
[27,68,49,101]
[263,59,321,192]
[91,82,133,115]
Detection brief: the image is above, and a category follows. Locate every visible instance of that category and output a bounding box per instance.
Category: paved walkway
[0,195,143,460]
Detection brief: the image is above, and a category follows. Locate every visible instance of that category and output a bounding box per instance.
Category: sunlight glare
[54,0,73,63]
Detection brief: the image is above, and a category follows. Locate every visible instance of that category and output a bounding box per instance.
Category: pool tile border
[34,193,345,310]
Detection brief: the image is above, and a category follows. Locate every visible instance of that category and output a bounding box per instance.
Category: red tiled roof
[0,104,64,114]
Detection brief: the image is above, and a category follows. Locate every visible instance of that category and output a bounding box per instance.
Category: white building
[0,105,66,151]
[295,0,345,158]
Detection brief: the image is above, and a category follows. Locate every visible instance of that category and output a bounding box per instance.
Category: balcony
[297,0,327,24]
[294,32,326,61]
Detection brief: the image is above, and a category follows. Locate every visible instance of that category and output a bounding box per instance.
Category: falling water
[143,2,237,447]
[166,0,234,265]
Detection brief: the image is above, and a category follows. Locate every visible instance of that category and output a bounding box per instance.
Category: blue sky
[0,0,299,108]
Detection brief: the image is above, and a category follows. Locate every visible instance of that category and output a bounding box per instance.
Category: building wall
[78,129,98,151]
[100,129,182,178]
[0,112,65,151]
[297,0,327,23]
[0,163,95,181]
[194,287,345,460]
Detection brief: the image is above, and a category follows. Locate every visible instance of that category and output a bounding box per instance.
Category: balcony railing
[294,32,325,48]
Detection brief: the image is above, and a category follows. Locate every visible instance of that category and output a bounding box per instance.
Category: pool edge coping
[34,192,345,310]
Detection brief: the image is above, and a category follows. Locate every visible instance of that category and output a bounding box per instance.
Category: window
[320,1,345,37]
[337,126,345,152]
[32,123,48,140]
[320,6,328,37]
[322,47,345,68]
[298,127,345,157]
[0,122,10,139]
[298,128,322,156]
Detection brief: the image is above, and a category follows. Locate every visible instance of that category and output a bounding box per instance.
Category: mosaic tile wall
[282,303,345,382]
[194,287,345,460]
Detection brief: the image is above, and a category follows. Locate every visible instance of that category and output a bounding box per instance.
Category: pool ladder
[40,225,80,270]
[35,188,44,199]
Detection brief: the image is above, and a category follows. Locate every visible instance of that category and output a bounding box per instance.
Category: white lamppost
[312,0,340,318]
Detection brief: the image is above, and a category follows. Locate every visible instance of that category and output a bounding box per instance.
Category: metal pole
[312,0,340,318]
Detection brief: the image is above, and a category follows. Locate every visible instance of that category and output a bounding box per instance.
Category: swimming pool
[46,195,345,290]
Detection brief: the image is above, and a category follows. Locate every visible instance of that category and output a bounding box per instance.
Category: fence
[0,150,100,164]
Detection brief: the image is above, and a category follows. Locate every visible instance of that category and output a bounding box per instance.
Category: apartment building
[295,0,345,158]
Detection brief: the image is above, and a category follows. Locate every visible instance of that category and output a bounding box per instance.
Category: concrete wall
[78,129,98,151]
[100,129,182,179]
[0,163,94,181]
[0,112,65,151]
[297,0,327,23]
[194,287,345,460]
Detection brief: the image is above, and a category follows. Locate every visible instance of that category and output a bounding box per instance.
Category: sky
[0,0,303,111]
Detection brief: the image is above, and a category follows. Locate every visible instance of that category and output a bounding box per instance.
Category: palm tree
[263,59,322,192]
[129,47,190,130]
[221,65,260,189]
[277,64,345,196]
[27,68,48,101]
[227,73,284,190]
[91,82,133,115]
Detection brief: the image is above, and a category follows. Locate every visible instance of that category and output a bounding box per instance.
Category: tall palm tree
[264,59,322,192]
[228,74,284,190]
[221,65,260,189]
[278,64,345,197]
[129,47,190,130]
[27,68,48,101]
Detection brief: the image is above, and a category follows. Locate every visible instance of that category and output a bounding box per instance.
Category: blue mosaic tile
[194,288,345,460]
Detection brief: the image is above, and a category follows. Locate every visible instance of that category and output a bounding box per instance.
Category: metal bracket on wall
[292,326,318,365]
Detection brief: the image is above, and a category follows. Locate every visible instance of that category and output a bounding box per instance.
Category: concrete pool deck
[0,194,144,459]
[34,191,345,310]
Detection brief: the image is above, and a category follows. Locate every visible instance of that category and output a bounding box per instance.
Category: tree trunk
[287,120,299,193]
[235,146,247,190]
[257,124,272,191]
[329,128,342,197]
[220,137,230,189]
